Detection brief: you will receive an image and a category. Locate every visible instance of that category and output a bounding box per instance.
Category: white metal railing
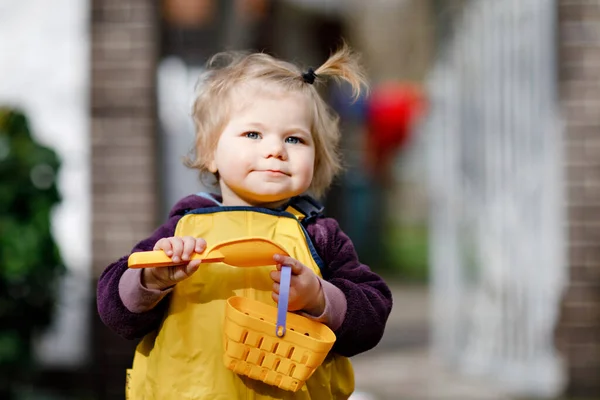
[424,0,566,397]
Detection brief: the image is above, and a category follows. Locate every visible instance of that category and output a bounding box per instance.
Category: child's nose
[263,138,287,159]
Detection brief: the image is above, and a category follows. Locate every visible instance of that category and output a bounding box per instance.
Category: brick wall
[557,0,600,397]
[91,0,160,398]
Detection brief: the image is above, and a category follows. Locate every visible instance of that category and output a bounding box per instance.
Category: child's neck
[220,191,289,210]
[222,197,289,209]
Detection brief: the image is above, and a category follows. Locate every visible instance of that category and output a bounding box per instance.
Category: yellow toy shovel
[127,236,296,337]
[127,237,290,269]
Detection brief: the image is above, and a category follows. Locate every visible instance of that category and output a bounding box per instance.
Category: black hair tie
[301,68,317,84]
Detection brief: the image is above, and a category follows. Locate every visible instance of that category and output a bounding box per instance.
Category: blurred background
[0,0,599,399]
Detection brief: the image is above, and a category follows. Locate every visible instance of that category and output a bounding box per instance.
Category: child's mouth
[261,170,289,176]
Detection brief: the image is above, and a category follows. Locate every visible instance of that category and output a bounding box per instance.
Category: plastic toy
[127,237,336,392]
[127,237,289,269]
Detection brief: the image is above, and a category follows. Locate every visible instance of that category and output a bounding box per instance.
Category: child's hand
[142,236,207,290]
[270,254,325,316]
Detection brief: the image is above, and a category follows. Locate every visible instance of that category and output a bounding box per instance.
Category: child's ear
[207,158,218,173]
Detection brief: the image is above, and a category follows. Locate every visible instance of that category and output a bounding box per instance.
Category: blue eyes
[285,136,302,144]
[243,132,304,144]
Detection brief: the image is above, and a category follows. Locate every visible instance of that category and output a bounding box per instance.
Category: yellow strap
[285,205,305,221]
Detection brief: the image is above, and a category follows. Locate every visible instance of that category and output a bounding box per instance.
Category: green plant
[0,109,65,399]
[383,223,429,282]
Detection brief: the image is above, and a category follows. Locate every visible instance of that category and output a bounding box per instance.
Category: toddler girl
[97,43,393,399]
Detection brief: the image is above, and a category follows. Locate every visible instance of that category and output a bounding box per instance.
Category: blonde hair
[185,42,368,198]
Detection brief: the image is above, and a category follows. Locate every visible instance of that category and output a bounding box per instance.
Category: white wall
[157,57,208,216]
[0,0,91,367]
[425,0,565,397]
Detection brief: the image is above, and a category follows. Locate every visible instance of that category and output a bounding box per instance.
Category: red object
[365,83,426,173]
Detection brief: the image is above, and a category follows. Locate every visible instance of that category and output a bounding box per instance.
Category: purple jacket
[97,194,393,357]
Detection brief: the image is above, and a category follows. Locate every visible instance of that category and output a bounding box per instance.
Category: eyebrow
[245,122,268,131]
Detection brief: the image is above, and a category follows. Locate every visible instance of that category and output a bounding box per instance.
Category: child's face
[209,85,315,207]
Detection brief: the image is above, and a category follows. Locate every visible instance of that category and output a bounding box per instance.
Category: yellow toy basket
[128,237,337,392]
[223,296,336,392]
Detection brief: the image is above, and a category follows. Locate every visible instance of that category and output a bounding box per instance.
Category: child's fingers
[270,269,281,283]
[272,282,280,294]
[181,236,196,261]
[195,238,207,253]
[272,254,304,275]
[153,238,173,256]
[169,237,185,262]
[169,260,201,283]
[184,259,202,275]
[271,292,296,310]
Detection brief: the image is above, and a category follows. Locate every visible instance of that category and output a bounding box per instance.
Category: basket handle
[275,265,292,338]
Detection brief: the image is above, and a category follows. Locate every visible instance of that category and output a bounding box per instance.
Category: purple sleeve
[118,268,173,313]
[96,214,181,340]
[307,218,393,357]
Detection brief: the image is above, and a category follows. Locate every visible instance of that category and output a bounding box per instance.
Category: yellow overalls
[126,205,354,399]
